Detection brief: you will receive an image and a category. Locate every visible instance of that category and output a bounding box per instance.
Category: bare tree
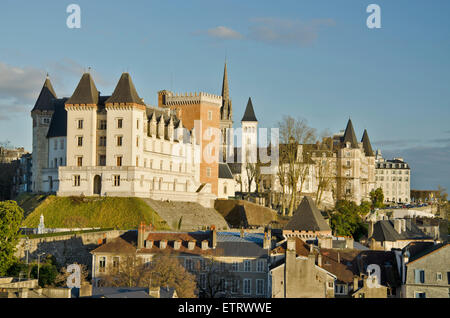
[277,116,316,216]
[197,256,239,298]
[314,155,335,208]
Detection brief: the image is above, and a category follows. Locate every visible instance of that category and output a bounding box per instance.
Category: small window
[415,269,425,284]
[99,155,106,166]
[117,118,123,129]
[116,156,122,167]
[244,260,251,272]
[117,136,123,146]
[77,156,83,167]
[206,167,211,177]
[113,175,121,187]
[243,279,251,295]
[73,175,81,187]
[415,292,426,298]
[232,261,239,272]
[436,272,442,281]
[112,257,120,270]
[99,120,107,130]
[136,136,139,147]
[136,119,139,129]
[256,279,264,295]
[77,136,83,147]
[257,259,264,272]
[208,111,212,121]
[99,256,106,273]
[77,119,83,129]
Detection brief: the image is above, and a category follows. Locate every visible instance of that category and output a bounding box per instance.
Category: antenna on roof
[46,72,49,79]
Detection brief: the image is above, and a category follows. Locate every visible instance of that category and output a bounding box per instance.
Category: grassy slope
[21,196,170,230]
[15,193,49,218]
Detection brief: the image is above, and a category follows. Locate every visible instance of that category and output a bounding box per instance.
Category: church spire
[221,62,232,121]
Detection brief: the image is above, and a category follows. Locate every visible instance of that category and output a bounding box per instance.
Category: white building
[31,72,217,207]
[375,150,411,203]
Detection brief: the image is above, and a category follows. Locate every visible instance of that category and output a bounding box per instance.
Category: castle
[30,64,236,207]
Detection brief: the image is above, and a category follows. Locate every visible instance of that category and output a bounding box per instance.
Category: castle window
[77,156,83,167]
[117,118,123,129]
[208,111,212,121]
[224,184,227,195]
[77,136,83,147]
[77,119,83,129]
[99,136,106,147]
[136,156,139,167]
[99,155,106,166]
[136,119,139,129]
[117,136,123,147]
[117,156,122,167]
[73,175,80,187]
[99,120,107,130]
[113,175,121,187]
[43,118,50,124]
[136,136,139,147]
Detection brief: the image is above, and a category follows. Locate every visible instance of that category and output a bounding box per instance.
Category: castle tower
[220,62,233,161]
[361,129,376,198]
[105,73,147,169]
[241,97,258,164]
[31,75,57,192]
[65,72,99,169]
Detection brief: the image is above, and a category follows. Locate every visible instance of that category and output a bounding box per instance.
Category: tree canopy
[0,200,24,275]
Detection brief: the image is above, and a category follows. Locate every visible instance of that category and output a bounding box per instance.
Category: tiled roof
[46,98,68,138]
[361,129,374,157]
[241,97,257,122]
[91,236,136,254]
[342,119,358,148]
[66,73,99,105]
[371,220,431,242]
[284,196,331,232]
[219,163,234,179]
[32,77,57,112]
[105,73,145,105]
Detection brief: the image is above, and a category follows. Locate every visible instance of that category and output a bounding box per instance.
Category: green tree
[0,200,24,275]
[330,200,366,240]
[359,201,371,216]
[370,188,384,210]
[30,263,59,287]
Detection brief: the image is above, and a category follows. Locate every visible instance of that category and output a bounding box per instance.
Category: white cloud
[206,26,243,40]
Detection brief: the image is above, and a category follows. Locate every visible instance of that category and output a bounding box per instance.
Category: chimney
[317,254,322,267]
[160,239,167,249]
[287,238,296,251]
[394,219,402,234]
[188,240,196,250]
[138,222,145,249]
[263,229,271,249]
[201,240,208,250]
[145,240,153,249]
[174,240,181,250]
[353,276,359,291]
[211,225,217,248]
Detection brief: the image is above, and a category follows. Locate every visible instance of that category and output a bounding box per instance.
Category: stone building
[30,71,228,207]
[375,150,411,203]
[397,242,449,298]
[91,226,271,298]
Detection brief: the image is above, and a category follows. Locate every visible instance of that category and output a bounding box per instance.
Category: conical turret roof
[361,129,374,157]
[106,73,145,105]
[66,73,99,105]
[241,97,257,122]
[32,76,57,111]
[342,118,358,148]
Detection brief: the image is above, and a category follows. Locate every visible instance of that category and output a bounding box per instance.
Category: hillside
[21,196,170,230]
[214,199,287,228]
[143,198,229,231]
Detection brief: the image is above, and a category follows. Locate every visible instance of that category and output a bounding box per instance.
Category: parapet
[159,90,222,107]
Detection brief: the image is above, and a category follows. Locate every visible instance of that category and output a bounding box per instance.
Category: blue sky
[0,0,449,190]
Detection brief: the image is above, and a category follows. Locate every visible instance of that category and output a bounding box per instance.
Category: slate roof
[105,73,145,105]
[406,242,448,264]
[241,97,257,122]
[216,232,267,258]
[90,236,136,254]
[371,220,431,242]
[361,129,374,157]
[66,73,99,105]
[342,119,358,148]
[219,163,233,179]
[46,98,68,138]
[32,77,57,112]
[284,196,331,232]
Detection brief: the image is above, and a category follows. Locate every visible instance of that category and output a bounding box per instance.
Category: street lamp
[37,252,45,285]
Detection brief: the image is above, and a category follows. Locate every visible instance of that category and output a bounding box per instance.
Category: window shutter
[415,270,420,283]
